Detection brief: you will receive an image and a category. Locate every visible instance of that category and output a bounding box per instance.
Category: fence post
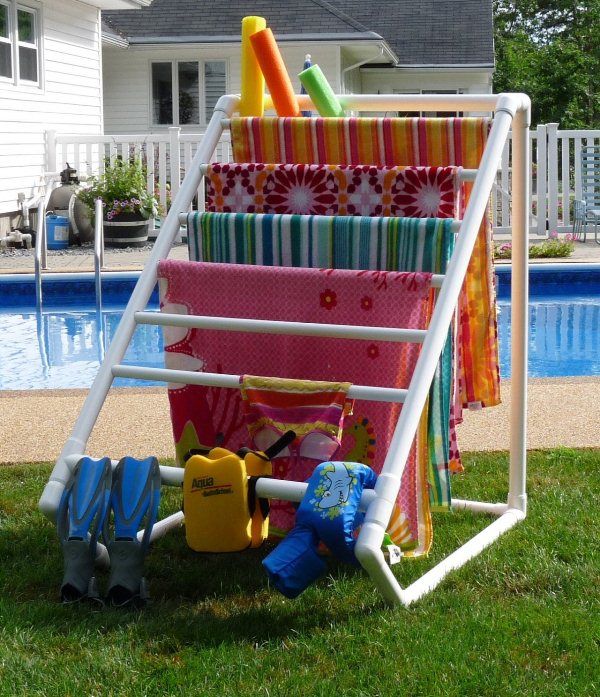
[535,124,547,236]
[45,130,57,174]
[546,123,559,235]
[169,127,181,198]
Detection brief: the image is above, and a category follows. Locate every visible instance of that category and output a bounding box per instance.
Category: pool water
[0,267,599,390]
[0,302,164,390]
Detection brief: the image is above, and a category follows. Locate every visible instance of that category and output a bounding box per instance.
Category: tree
[493,1,600,127]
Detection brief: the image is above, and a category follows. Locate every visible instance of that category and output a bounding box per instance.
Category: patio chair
[572,145,600,244]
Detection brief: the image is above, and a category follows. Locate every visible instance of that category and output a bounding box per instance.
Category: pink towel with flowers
[158,259,434,555]
[205,163,461,218]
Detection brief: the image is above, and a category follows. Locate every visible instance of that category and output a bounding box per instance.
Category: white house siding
[102,42,341,134]
[0,0,103,220]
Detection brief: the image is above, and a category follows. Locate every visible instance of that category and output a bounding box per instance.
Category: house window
[0,1,40,85]
[16,6,37,82]
[204,61,226,122]
[0,2,13,79]
[152,62,173,124]
[151,60,226,126]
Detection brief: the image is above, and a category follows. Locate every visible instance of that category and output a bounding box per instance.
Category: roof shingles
[103,0,494,67]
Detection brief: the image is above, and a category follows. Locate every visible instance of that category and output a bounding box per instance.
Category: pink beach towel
[158,260,434,554]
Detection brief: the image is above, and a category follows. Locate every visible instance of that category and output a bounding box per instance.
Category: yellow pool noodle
[240,16,267,117]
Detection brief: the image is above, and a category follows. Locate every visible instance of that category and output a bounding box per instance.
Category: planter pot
[103,214,150,248]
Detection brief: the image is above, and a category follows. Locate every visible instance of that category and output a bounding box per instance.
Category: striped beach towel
[229,117,499,410]
[187,212,456,509]
[240,376,352,534]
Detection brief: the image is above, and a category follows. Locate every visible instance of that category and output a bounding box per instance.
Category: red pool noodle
[250,28,300,117]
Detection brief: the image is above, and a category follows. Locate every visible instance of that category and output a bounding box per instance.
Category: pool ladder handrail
[34,183,105,311]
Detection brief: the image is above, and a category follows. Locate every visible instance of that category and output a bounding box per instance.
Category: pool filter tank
[47,164,93,244]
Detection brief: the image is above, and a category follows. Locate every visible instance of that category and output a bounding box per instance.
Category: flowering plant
[494,236,575,260]
[76,157,161,221]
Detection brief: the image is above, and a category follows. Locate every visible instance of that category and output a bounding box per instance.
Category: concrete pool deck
[1,376,599,465]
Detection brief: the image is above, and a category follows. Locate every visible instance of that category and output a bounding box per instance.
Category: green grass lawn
[1,449,599,696]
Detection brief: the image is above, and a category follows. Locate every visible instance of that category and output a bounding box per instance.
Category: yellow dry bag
[183,431,295,553]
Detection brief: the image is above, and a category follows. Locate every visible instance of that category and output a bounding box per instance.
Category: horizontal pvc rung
[136,480,379,544]
[112,365,408,403]
[254,478,377,510]
[136,311,428,344]
[198,161,478,182]
[450,498,508,516]
[177,211,462,239]
[64,453,184,487]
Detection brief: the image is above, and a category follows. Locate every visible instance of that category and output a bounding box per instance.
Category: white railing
[45,128,232,218]
[46,123,600,238]
[492,124,600,235]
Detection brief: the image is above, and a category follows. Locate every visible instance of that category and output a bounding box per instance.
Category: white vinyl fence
[493,124,600,236]
[46,124,600,237]
[45,127,232,218]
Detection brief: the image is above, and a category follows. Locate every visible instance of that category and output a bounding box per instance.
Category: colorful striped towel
[229,117,499,410]
[240,376,352,534]
[158,260,434,554]
[187,212,456,509]
[205,163,461,218]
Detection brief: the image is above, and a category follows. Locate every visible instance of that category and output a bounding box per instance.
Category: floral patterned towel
[158,260,434,554]
[205,163,461,218]
[229,117,499,410]
[187,212,458,509]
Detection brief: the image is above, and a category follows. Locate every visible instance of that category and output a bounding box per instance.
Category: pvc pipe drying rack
[40,92,530,607]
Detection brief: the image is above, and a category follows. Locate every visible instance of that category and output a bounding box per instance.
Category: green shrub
[76,157,161,221]
[529,238,575,258]
[494,237,575,260]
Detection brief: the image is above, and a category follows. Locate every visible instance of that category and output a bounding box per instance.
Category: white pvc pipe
[354,93,528,603]
[198,164,479,182]
[179,211,462,240]
[451,499,508,516]
[39,94,241,520]
[63,454,189,487]
[396,509,525,606]
[136,481,379,545]
[137,490,510,548]
[138,511,184,544]
[508,102,531,514]
[135,311,428,344]
[269,93,502,113]
[112,364,409,403]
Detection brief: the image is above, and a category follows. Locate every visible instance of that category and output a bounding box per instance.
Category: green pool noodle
[298,64,345,118]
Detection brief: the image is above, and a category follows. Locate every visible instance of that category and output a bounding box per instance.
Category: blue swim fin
[56,456,112,604]
[104,456,161,607]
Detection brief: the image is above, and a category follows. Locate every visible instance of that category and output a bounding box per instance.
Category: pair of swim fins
[56,455,161,607]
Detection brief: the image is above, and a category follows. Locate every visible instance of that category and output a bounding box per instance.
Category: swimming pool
[1,264,599,390]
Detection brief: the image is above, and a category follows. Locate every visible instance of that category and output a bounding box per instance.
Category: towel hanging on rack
[205,163,461,218]
[240,375,352,535]
[158,260,434,554]
[187,212,458,507]
[228,116,499,411]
